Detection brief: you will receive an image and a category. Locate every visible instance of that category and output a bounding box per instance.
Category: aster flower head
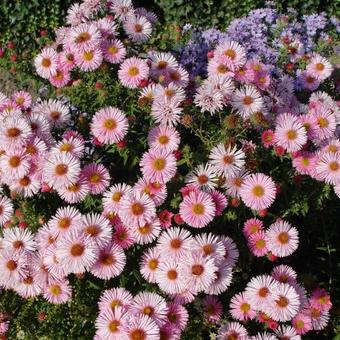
[215,40,247,70]
[101,38,126,64]
[316,151,340,185]
[34,47,58,79]
[43,279,72,304]
[209,143,245,179]
[124,15,152,42]
[248,231,268,257]
[307,54,333,81]
[179,190,216,228]
[2,227,36,252]
[0,196,14,226]
[68,23,101,52]
[185,163,218,192]
[98,287,133,314]
[75,48,103,71]
[118,57,149,89]
[140,148,177,184]
[239,173,277,211]
[216,322,248,340]
[243,217,264,237]
[140,247,161,283]
[194,84,224,115]
[122,314,160,340]
[147,125,180,153]
[230,292,257,321]
[48,206,82,237]
[132,217,161,245]
[265,220,299,257]
[57,175,90,204]
[151,97,183,127]
[11,91,32,109]
[271,265,297,285]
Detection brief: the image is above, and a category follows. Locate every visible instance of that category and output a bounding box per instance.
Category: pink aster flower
[134,178,167,206]
[43,279,72,304]
[248,231,268,257]
[48,206,82,237]
[36,98,70,128]
[11,91,32,109]
[58,49,76,71]
[165,302,188,331]
[112,222,135,249]
[75,48,103,71]
[312,108,336,141]
[147,125,180,153]
[299,71,320,91]
[239,173,277,211]
[216,322,248,340]
[56,230,98,274]
[2,227,36,252]
[118,57,149,89]
[179,190,216,228]
[207,57,234,79]
[306,54,333,81]
[132,217,161,245]
[215,41,246,71]
[243,217,264,237]
[271,265,297,285]
[192,233,226,263]
[185,163,218,192]
[208,143,245,179]
[140,247,161,283]
[90,243,126,280]
[179,251,217,293]
[151,98,183,127]
[205,259,233,295]
[230,292,256,321]
[43,152,81,189]
[261,129,276,148]
[122,314,160,340]
[203,295,223,323]
[124,15,152,42]
[49,68,71,88]
[274,325,300,340]
[0,196,13,225]
[130,292,168,327]
[292,312,312,334]
[210,190,228,216]
[95,307,128,340]
[219,235,239,267]
[55,135,85,159]
[140,148,177,184]
[316,151,340,185]
[56,175,90,203]
[265,220,299,258]
[292,151,318,176]
[101,38,126,64]
[118,189,156,228]
[34,47,58,79]
[274,113,307,152]
[82,163,110,195]
[98,287,133,314]
[67,23,101,52]
[310,288,332,312]
[0,150,30,180]
[103,183,132,215]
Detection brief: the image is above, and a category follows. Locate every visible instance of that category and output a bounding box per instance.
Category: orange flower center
[100,253,115,266]
[104,118,117,130]
[318,117,329,128]
[252,185,264,197]
[58,218,71,229]
[128,66,139,77]
[131,203,144,215]
[19,176,30,187]
[112,192,122,202]
[83,51,94,61]
[134,24,143,33]
[256,239,266,249]
[59,143,73,152]
[158,135,169,144]
[86,225,99,237]
[329,161,339,171]
[203,244,213,255]
[50,111,61,120]
[49,284,61,296]
[198,174,208,184]
[167,270,178,280]
[130,329,146,340]
[224,49,236,60]
[315,63,325,71]
[258,287,269,297]
[170,238,181,249]
[7,127,20,137]
[243,96,254,105]
[6,260,17,271]
[70,243,84,256]
[108,46,118,55]
[192,203,205,215]
[153,158,166,171]
[108,320,120,332]
[223,155,234,164]
[148,259,158,270]
[9,156,21,168]
[41,58,51,67]
[278,232,289,244]
[55,164,68,175]
[138,223,151,234]
[240,302,250,312]
[192,264,204,276]
[143,306,154,316]
[276,295,289,308]
[75,32,91,43]
[13,240,24,249]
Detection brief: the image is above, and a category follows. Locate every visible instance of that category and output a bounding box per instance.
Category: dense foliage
[0,1,339,340]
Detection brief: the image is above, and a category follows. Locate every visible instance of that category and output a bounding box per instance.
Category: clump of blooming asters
[1,0,337,338]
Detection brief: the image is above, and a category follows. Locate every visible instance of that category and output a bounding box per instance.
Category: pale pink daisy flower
[299,71,320,91]
[98,288,133,313]
[185,163,218,191]
[65,3,87,26]
[316,151,340,185]
[215,41,246,70]
[292,312,312,335]
[10,173,40,198]
[179,251,217,293]
[230,292,256,321]
[224,170,250,198]
[266,283,300,322]
[0,150,30,179]
[140,247,161,283]
[124,15,152,42]
[140,148,177,184]
[310,288,332,312]
[95,17,118,38]
[207,57,234,79]
[192,233,226,263]
[48,206,82,237]
[0,249,28,288]
[80,213,112,248]
[154,259,185,294]
[16,271,43,298]
[49,68,71,88]
[11,91,32,109]
[58,49,76,71]
[90,243,126,280]
[170,289,197,305]
[39,99,71,128]
[112,222,135,249]
[151,98,183,127]
[210,190,228,216]
[130,292,168,327]
[248,231,268,257]
[67,23,101,52]
[55,136,85,159]
[271,265,297,285]
[239,173,277,211]
[95,307,128,340]
[110,0,134,22]
[35,223,57,250]
[216,322,248,340]
[274,325,301,340]
[34,47,58,79]
[133,178,167,206]
[149,52,178,80]
[166,67,189,88]
[209,143,245,179]
[118,57,149,89]
[101,38,126,64]
[194,84,224,115]
[75,48,103,71]
[56,230,98,274]
[26,113,51,141]
[42,244,69,280]
[0,114,32,150]
[292,151,318,176]
[275,113,307,152]
[243,217,264,237]
[244,275,279,311]
[306,54,333,81]
[203,295,223,323]
[43,152,81,189]
[82,163,110,195]
[2,227,36,252]
[118,190,156,228]
[179,190,216,228]
[309,307,330,330]
[0,196,13,225]
[154,83,186,103]
[103,183,132,215]
[57,175,90,203]
[205,259,233,295]
[132,217,161,245]
[147,125,180,153]
[312,109,336,141]
[156,227,193,260]
[219,235,239,267]
[321,138,340,154]
[165,302,188,331]
[122,314,160,340]
[265,220,299,258]
[231,85,264,119]
[43,279,72,304]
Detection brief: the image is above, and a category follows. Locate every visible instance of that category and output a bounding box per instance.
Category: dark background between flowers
[0,0,339,339]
